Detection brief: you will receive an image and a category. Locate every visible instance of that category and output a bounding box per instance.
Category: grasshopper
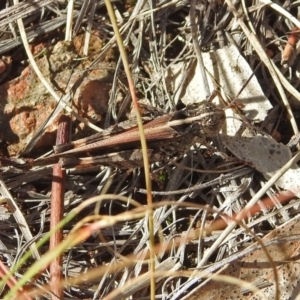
[1,101,225,170]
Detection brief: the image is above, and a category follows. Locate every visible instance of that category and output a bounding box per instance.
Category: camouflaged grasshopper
[1,101,225,170]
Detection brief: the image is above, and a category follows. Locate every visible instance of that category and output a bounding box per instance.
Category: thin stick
[50,115,71,300]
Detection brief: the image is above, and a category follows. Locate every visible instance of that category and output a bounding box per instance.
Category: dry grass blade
[0,0,53,28]
[0,179,40,261]
[0,15,70,55]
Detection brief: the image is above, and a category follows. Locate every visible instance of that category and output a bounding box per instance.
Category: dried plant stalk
[50,115,71,300]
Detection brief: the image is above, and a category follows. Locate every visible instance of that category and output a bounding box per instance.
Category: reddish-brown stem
[282,27,299,64]
[50,115,71,300]
[208,191,296,232]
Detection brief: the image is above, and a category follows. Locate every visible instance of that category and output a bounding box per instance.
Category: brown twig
[49,115,71,300]
[282,26,300,64]
[208,191,296,232]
